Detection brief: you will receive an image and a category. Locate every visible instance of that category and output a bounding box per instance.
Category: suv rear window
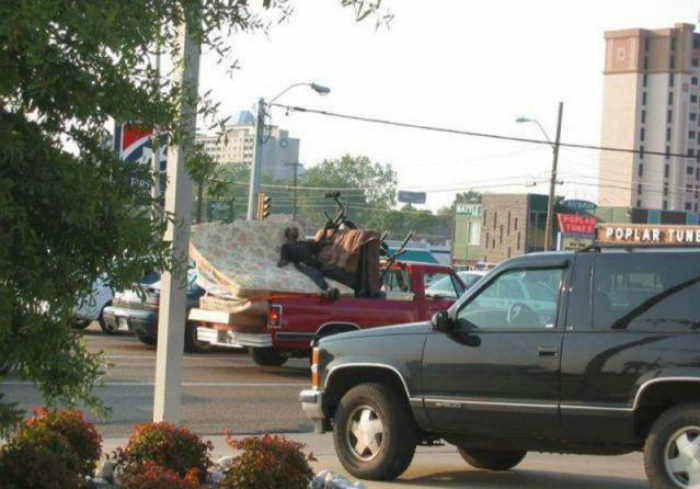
[593,253,700,331]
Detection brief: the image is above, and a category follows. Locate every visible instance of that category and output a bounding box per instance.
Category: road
[1,324,649,488]
[1,324,313,437]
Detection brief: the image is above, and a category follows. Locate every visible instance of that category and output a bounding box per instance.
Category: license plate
[118,317,129,331]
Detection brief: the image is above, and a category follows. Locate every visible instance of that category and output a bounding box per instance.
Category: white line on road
[2,381,309,388]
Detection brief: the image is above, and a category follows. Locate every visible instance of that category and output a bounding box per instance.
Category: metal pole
[247,97,265,220]
[196,180,203,223]
[544,102,564,251]
[153,3,200,424]
[286,162,299,221]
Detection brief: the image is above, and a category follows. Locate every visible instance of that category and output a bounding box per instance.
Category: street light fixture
[246,82,331,220]
[516,102,564,252]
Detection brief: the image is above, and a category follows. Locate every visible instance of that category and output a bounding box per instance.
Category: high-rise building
[197,111,301,181]
[600,23,700,213]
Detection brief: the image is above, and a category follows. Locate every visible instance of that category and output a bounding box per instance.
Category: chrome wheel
[346,405,384,461]
[665,426,700,487]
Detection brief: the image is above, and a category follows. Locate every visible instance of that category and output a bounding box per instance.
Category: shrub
[219,433,316,489]
[26,407,102,478]
[115,422,212,482]
[119,460,201,489]
[0,424,82,489]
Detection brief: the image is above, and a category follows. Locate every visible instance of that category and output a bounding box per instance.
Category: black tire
[72,319,91,330]
[136,331,157,347]
[249,347,288,367]
[184,322,212,354]
[644,403,700,489]
[458,447,527,471]
[98,302,115,334]
[333,382,417,480]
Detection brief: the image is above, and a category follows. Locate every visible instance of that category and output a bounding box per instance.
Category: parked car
[102,270,210,353]
[425,270,487,298]
[300,247,700,489]
[192,261,465,366]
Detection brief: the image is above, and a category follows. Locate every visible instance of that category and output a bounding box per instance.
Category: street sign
[206,201,234,223]
[557,214,597,236]
[114,123,168,170]
[398,191,427,205]
[456,203,483,217]
[598,224,700,245]
[560,199,597,212]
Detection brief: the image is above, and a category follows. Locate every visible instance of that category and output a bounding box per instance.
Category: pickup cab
[193,261,465,366]
[300,248,700,489]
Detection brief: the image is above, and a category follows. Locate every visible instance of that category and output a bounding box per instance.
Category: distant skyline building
[196,111,301,181]
[600,23,700,212]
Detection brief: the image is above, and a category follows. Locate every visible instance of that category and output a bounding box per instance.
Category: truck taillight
[268,304,283,329]
[311,347,320,388]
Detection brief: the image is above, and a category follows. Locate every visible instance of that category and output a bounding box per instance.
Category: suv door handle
[537,347,559,357]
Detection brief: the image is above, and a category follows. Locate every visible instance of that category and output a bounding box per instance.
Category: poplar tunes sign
[598,224,700,245]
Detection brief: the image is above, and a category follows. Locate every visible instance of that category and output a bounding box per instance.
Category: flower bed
[0,408,364,489]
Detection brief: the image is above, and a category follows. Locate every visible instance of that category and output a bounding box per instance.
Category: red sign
[557,214,597,236]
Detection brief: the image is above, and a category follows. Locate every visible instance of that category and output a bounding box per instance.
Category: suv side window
[457,267,564,330]
[593,253,700,331]
[425,272,464,299]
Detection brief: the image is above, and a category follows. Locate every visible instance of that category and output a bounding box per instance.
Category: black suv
[300,248,700,489]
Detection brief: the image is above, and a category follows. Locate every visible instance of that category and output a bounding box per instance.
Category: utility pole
[285,162,300,221]
[247,97,265,220]
[544,102,564,252]
[153,2,201,424]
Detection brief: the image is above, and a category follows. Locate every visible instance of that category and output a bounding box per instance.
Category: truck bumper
[102,306,156,335]
[196,326,270,349]
[299,388,326,433]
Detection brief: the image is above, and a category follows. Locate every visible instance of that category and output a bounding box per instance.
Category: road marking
[1,381,309,388]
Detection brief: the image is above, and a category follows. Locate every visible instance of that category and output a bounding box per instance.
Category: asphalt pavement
[1,323,650,488]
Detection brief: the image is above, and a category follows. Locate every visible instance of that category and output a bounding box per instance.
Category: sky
[198,0,700,211]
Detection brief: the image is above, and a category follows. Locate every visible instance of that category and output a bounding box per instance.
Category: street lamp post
[246,83,330,220]
[516,101,564,251]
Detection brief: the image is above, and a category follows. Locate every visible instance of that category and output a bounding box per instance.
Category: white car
[73,275,114,332]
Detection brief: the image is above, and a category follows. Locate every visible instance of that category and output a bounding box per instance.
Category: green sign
[560,199,597,212]
[206,201,234,223]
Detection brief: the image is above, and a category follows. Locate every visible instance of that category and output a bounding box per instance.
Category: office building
[600,23,700,212]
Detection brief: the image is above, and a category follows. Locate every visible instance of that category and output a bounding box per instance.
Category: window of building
[637,199,642,208]
[671,36,677,52]
[640,146,645,159]
[592,253,700,332]
[664,185,669,196]
[694,77,699,86]
[645,38,651,51]
[697,168,700,180]
[642,92,647,105]
[691,130,697,140]
[689,166,695,176]
[499,224,504,244]
[693,95,699,104]
[663,200,669,210]
[483,209,488,225]
[641,110,646,123]
[669,92,674,105]
[485,232,490,248]
[644,56,649,70]
[668,110,673,123]
[643,74,648,87]
[514,218,518,231]
[696,204,699,212]
[637,184,643,194]
[493,211,497,228]
[665,165,671,178]
[686,203,693,211]
[689,149,696,157]
[694,59,700,68]
[667,128,673,142]
[692,113,698,122]
[507,212,511,234]
[669,73,675,86]
[639,164,644,177]
[666,146,671,159]
[641,128,646,141]
[517,232,521,249]
[468,222,481,245]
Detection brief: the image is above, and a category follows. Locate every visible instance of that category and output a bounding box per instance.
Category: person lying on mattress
[277,226,344,302]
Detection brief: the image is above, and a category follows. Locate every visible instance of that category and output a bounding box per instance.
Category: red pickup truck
[192,261,465,366]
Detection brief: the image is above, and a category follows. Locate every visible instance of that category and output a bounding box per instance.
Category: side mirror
[431,310,453,333]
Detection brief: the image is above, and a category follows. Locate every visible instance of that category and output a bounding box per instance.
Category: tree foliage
[0,0,386,428]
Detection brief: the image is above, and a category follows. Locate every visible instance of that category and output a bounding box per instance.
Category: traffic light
[256,193,271,220]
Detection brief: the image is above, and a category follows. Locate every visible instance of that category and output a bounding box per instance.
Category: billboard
[113,123,168,171]
[598,224,700,246]
[557,214,597,236]
[398,191,427,205]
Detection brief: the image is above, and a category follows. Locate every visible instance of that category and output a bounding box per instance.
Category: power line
[271,103,695,160]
